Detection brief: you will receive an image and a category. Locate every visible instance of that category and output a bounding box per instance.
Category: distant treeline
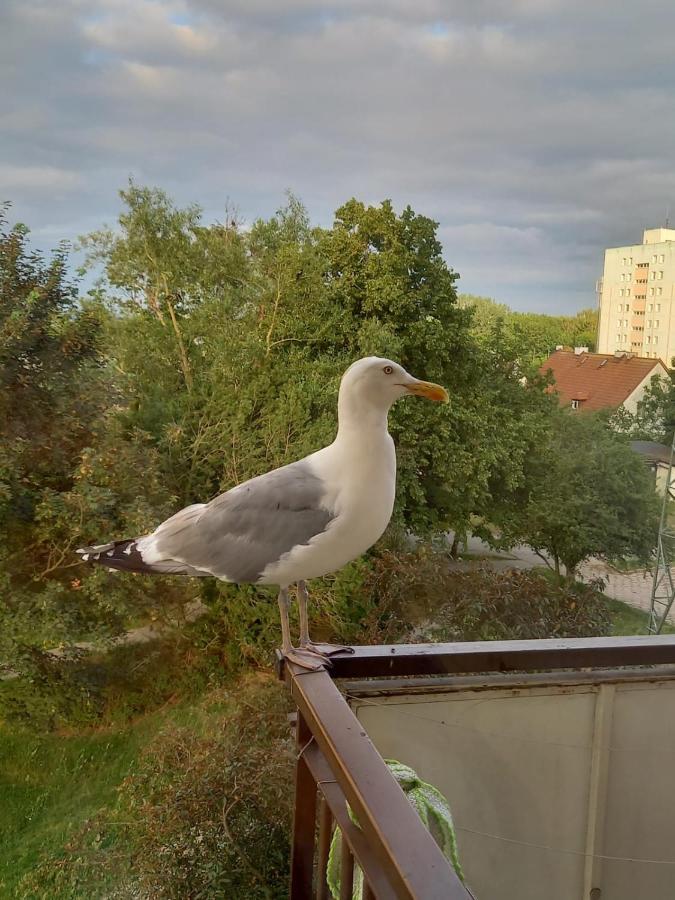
[458,294,598,363]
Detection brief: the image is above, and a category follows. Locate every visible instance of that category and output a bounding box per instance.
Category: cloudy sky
[3,0,675,312]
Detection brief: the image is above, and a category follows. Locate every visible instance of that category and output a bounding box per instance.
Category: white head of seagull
[337,356,449,431]
[75,356,448,671]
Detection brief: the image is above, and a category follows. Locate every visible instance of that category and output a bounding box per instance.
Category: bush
[15,673,294,900]
[117,673,293,899]
[363,549,612,642]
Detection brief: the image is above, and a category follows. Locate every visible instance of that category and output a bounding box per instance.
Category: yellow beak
[404,379,449,403]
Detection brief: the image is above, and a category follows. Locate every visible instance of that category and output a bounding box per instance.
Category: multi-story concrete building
[597,228,675,366]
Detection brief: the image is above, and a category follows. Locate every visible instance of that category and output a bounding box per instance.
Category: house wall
[623,362,669,414]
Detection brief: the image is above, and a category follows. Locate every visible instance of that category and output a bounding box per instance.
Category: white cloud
[0,164,83,192]
[2,0,675,311]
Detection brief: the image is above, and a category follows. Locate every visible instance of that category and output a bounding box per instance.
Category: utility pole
[648,432,675,633]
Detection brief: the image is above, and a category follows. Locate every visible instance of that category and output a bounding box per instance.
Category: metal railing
[278,635,675,899]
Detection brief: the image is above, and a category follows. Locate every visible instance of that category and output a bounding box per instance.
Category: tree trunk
[450,533,460,559]
[165,296,192,391]
[160,277,192,391]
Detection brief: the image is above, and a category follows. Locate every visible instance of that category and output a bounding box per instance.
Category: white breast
[259,432,397,585]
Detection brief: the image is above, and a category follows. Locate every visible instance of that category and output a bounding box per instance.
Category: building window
[626,288,631,296]
[655,320,660,328]
[647,335,652,344]
[650,271,656,280]
[660,254,665,263]
[647,320,652,327]
[657,287,663,296]
[649,289,654,297]
[658,270,664,280]
[571,400,580,410]
[652,254,658,263]
[655,336,659,344]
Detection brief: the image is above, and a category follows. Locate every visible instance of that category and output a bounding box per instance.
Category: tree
[495,411,659,577]
[0,207,187,718]
[458,294,599,364]
[80,180,248,392]
[82,191,556,539]
[612,371,675,444]
[0,204,104,574]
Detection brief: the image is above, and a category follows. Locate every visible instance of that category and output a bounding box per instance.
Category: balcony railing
[278,635,675,899]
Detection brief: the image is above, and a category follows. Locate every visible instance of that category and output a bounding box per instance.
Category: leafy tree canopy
[493,410,659,576]
[458,293,598,365]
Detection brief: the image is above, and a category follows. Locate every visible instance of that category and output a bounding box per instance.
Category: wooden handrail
[287,661,471,899]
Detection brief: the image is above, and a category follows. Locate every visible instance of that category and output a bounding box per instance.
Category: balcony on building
[280,636,675,900]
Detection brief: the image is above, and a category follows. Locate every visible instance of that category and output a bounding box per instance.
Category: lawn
[607,597,675,636]
[0,723,146,897]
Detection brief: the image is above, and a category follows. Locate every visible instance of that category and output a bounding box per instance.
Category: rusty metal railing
[279,634,675,899]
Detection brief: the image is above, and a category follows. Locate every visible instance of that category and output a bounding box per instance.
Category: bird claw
[301,641,355,657]
[283,648,331,671]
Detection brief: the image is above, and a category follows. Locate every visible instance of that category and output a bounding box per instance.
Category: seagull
[76,357,449,669]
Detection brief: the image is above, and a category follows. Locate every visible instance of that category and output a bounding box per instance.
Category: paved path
[449,534,674,623]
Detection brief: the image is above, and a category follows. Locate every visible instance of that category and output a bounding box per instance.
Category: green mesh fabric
[325,760,465,899]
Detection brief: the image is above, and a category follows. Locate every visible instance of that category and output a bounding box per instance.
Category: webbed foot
[301,641,355,657]
[284,648,331,671]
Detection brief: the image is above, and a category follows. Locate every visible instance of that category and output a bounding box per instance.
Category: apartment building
[596,228,675,366]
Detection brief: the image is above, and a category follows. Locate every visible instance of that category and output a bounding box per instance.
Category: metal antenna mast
[648,431,675,633]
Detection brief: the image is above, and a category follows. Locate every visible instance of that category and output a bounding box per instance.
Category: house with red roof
[539,349,669,413]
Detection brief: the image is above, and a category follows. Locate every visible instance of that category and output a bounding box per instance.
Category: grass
[0,674,291,900]
[0,724,143,898]
[607,597,675,635]
[0,700,209,899]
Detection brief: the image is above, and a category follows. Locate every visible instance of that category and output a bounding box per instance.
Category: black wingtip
[76,538,155,574]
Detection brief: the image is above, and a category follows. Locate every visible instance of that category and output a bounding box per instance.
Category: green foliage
[0,189,636,727]
[362,549,612,642]
[606,597,675,636]
[0,721,145,898]
[11,675,293,900]
[0,629,218,732]
[81,188,554,537]
[116,675,292,899]
[459,294,598,364]
[493,411,659,575]
[612,370,675,443]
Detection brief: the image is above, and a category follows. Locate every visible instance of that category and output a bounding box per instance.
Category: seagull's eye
[383,365,394,375]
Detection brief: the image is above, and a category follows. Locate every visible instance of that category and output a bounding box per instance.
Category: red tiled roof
[539,351,666,411]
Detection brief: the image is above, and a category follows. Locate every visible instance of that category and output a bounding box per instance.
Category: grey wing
[146,460,335,583]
